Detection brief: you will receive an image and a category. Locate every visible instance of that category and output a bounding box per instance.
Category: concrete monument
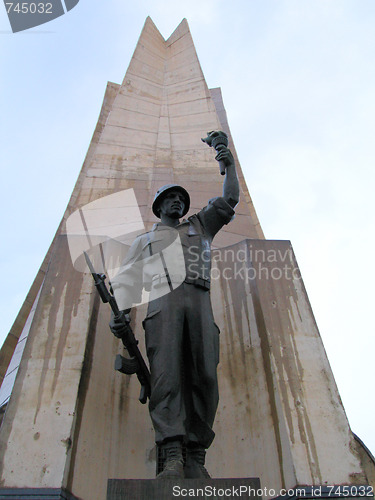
[0,17,373,500]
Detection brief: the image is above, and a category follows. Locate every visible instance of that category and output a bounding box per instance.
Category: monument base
[107,477,262,500]
[0,488,78,499]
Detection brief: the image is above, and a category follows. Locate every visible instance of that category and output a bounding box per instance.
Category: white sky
[1,0,374,460]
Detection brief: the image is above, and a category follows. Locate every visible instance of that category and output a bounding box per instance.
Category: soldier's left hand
[109,310,131,339]
[215,145,235,169]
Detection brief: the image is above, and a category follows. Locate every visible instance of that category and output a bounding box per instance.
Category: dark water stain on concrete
[34,236,84,424]
[212,239,325,486]
[245,241,287,489]
[252,240,322,483]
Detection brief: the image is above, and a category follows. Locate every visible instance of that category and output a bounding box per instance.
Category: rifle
[84,251,151,404]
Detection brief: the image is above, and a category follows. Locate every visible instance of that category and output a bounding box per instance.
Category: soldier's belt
[151,274,210,291]
[184,276,211,290]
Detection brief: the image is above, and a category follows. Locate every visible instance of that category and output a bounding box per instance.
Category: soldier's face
[159,191,185,219]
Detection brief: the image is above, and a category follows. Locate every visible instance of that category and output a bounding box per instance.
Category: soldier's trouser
[143,282,220,449]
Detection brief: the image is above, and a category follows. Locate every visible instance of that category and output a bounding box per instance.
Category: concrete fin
[139,15,166,44]
[210,87,264,239]
[166,18,190,45]
[121,17,166,88]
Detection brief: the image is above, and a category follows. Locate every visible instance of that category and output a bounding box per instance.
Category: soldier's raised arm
[201,130,239,208]
[215,145,239,208]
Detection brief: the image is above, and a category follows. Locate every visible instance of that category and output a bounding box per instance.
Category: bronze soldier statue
[110,133,239,479]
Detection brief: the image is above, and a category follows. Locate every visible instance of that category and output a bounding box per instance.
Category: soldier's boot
[156,440,184,479]
[184,445,211,478]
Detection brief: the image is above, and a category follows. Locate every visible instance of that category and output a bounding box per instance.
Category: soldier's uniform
[112,196,235,449]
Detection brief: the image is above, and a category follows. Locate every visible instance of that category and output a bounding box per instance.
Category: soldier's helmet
[152,184,190,218]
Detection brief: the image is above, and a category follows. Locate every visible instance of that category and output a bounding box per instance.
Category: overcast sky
[1,0,374,458]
